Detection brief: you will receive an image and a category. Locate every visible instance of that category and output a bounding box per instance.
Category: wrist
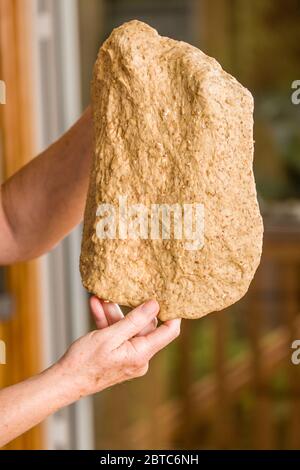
[41,361,82,411]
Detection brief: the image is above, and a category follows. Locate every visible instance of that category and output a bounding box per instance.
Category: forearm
[0,107,93,263]
[0,363,77,447]
[0,299,180,447]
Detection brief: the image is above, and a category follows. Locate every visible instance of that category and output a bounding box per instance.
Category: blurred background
[0,0,300,450]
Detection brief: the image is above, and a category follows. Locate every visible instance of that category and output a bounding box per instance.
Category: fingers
[136,317,158,337]
[130,318,181,358]
[90,296,107,329]
[106,299,160,346]
[90,296,158,338]
[90,296,124,329]
[102,301,124,325]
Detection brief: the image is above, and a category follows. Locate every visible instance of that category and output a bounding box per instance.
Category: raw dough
[80,20,263,320]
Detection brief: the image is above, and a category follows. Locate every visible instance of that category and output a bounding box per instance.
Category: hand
[57,299,181,401]
[89,296,158,336]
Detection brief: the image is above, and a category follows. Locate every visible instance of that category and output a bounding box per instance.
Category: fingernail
[101,301,124,316]
[110,303,123,316]
[140,299,159,314]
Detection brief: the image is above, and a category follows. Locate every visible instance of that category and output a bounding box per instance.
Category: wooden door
[0,0,43,449]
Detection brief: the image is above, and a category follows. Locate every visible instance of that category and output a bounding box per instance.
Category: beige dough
[80,20,263,320]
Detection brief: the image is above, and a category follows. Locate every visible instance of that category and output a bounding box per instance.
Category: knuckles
[173,324,181,338]
[135,363,149,377]
[169,322,181,339]
[126,362,149,379]
[125,313,142,331]
[122,351,149,378]
[130,354,147,370]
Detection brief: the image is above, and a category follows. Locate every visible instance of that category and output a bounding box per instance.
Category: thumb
[104,299,160,347]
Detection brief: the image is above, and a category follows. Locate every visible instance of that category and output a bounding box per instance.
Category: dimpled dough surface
[80,20,263,321]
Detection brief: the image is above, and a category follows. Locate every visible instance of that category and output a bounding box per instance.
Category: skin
[0,108,93,263]
[0,109,181,447]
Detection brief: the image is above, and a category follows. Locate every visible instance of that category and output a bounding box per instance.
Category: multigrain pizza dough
[80,20,263,321]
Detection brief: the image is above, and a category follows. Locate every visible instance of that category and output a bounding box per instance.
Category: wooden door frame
[0,0,43,450]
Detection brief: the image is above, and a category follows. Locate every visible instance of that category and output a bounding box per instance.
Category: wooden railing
[94,215,300,450]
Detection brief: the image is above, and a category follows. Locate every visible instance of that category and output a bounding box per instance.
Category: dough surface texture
[80,20,263,320]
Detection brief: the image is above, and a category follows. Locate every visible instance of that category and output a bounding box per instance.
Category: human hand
[89,296,158,335]
[57,299,181,401]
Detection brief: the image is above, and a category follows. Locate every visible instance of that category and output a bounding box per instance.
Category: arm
[0,362,75,446]
[0,299,181,447]
[0,107,93,264]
